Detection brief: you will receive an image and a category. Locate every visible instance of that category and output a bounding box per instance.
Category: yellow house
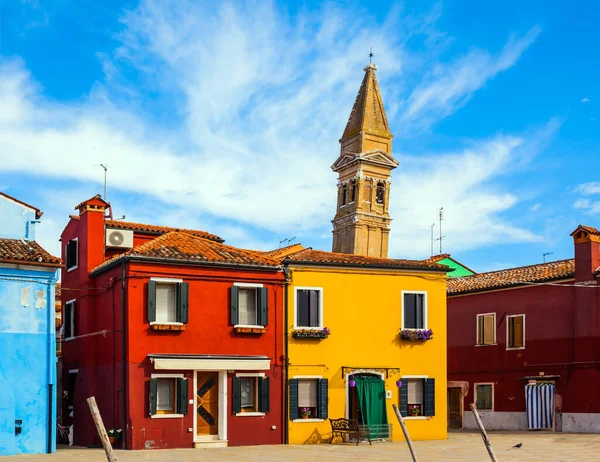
[281,249,449,444]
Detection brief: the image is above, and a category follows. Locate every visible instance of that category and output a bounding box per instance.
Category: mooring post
[87,396,118,462]
[470,403,498,462]
[392,404,419,462]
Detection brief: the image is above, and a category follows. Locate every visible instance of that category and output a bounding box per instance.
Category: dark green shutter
[424,378,435,416]
[148,281,157,323]
[232,377,241,413]
[65,302,72,338]
[289,379,299,420]
[177,282,189,323]
[258,377,270,413]
[177,378,189,415]
[317,378,328,419]
[230,286,239,325]
[400,379,408,417]
[258,287,268,326]
[149,378,158,415]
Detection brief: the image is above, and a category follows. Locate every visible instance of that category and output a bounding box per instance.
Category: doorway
[348,374,388,439]
[447,387,462,429]
[196,372,219,436]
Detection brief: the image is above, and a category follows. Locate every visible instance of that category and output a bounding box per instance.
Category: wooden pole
[470,403,498,462]
[392,404,419,462]
[87,396,118,462]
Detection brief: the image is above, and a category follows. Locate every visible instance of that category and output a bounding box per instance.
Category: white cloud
[530,203,542,212]
[581,97,591,103]
[577,182,600,195]
[0,1,548,259]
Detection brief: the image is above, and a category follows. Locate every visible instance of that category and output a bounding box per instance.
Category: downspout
[121,261,127,449]
[283,265,291,444]
[48,272,58,453]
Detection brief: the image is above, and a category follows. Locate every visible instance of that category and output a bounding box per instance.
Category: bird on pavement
[513,443,523,448]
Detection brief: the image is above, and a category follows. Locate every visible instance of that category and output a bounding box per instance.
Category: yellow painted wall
[287,266,447,444]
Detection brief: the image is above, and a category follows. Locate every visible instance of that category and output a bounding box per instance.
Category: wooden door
[196,372,219,436]
[447,388,462,429]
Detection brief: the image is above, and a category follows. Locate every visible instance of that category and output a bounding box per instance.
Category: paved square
[6,432,600,461]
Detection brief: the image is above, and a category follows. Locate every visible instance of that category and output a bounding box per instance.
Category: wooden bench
[329,418,372,445]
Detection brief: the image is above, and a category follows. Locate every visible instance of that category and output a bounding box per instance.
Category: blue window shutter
[400,379,408,417]
[258,377,270,413]
[318,378,328,419]
[177,378,189,415]
[258,287,268,326]
[232,377,241,413]
[289,379,299,420]
[424,378,435,416]
[230,286,239,325]
[147,281,157,323]
[177,282,189,323]
[149,378,158,415]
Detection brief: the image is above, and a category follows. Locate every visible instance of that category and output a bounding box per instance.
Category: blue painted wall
[0,265,57,456]
[0,197,38,240]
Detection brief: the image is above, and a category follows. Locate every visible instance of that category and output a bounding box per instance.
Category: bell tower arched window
[341,185,347,206]
[376,182,385,204]
[350,180,357,203]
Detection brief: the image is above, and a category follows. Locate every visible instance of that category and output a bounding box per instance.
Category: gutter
[284,259,453,273]
[121,260,127,449]
[282,266,291,444]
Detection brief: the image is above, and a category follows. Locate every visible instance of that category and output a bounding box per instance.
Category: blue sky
[1,0,599,272]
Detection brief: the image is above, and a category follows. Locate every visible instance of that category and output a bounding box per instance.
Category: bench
[329,418,372,445]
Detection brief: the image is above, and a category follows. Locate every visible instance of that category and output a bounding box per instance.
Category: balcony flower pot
[292,327,330,339]
[399,329,433,341]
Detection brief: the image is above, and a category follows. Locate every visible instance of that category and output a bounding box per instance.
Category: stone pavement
[5,432,600,461]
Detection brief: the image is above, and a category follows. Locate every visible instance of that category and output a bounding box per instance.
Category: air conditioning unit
[105,228,134,249]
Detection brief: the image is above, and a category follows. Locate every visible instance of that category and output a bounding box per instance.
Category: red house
[61,196,285,449]
[447,225,600,433]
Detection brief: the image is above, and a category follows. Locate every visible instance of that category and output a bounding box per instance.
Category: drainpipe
[283,265,291,444]
[121,261,127,449]
[48,273,58,453]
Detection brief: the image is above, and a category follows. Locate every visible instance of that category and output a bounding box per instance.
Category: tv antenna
[98,164,109,201]
[279,236,296,248]
[434,207,445,254]
[543,252,554,263]
[430,223,435,257]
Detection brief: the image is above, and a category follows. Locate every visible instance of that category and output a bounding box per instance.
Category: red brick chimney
[75,195,110,273]
[571,225,600,283]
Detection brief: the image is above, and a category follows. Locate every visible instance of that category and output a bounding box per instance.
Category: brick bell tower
[331,63,399,258]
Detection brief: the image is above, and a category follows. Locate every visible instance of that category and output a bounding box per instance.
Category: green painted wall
[438,258,474,278]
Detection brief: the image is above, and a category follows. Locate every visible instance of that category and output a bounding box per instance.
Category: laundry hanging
[525,383,555,430]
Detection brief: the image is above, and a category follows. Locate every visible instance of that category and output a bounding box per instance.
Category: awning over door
[148,354,271,371]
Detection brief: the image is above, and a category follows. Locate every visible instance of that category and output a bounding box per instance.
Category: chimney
[75,195,109,273]
[571,225,600,283]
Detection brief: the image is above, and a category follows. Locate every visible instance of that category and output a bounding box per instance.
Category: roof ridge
[454,258,575,279]
[0,192,43,218]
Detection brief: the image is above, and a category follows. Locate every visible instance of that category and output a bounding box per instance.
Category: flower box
[292,327,330,339]
[234,327,267,334]
[151,323,187,331]
[399,329,433,341]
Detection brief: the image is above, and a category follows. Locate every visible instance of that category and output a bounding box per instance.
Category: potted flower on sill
[399,328,433,341]
[410,407,420,416]
[292,327,331,339]
[300,407,312,419]
[107,428,122,446]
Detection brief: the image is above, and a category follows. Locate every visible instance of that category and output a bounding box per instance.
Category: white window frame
[233,282,264,328]
[474,382,494,411]
[235,372,265,417]
[293,287,324,330]
[506,314,526,350]
[66,238,78,272]
[476,312,497,346]
[150,373,184,419]
[64,299,77,341]
[401,374,430,420]
[292,375,324,423]
[150,277,183,326]
[401,291,428,330]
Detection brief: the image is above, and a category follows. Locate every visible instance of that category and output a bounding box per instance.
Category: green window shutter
[258,377,270,413]
[424,378,435,417]
[400,379,408,417]
[177,378,189,415]
[149,378,158,416]
[232,377,242,413]
[65,302,72,338]
[230,286,239,325]
[317,378,328,419]
[289,379,299,420]
[148,281,157,323]
[258,287,269,326]
[177,282,189,324]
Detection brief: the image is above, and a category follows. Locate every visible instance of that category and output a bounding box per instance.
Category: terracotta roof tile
[425,253,451,263]
[0,192,43,218]
[260,243,305,259]
[55,282,61,302]
[105,220,223,242]
[447,258,575,295]
[282,248,450,272]
[92,231,278,274]
[74,194,110,210]
[0,238,62,267]
[571,224,600,237]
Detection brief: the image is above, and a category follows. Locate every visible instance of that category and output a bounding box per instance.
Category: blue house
[0,193,61,456]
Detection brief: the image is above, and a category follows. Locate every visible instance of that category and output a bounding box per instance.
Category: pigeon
[513,443,523,448]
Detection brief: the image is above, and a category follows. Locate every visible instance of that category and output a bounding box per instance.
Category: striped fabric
[525,384,555,429]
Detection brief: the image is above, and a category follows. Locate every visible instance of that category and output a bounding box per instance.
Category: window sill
[66,266,78,272]
[404,416,430,420]
[292,418,324,423]
[233,326,266,334]
[474,343,497,347]
[151,323,186,331]
[235,412,266,417]
[65,337,76,342]
[151,413,184,419]
[506,346,525,350]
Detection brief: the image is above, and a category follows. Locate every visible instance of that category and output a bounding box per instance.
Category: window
[341,185,347,206]
[67,370,78,410]
[376,182,385,204]
[507,315,525,349]
[149,376,188,417]
[147,280,189,325]
[230,285,268,327]
[66,239,78,271]
[289,378,328,420]
[399,377,435,417]
[403,292,426,329]
[64,299,76,339]
[477,313,496,345]
[349,180,357,203]
[475,383,493,411]
[295,288,322,328]
[233,375,270,415]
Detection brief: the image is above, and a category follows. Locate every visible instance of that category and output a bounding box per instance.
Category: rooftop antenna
[99,164,108,202]
[279,236,296,248]
[430,223,436,257]
[434,207,445,254]
[543,252,554,263]
[368,47,374,65]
